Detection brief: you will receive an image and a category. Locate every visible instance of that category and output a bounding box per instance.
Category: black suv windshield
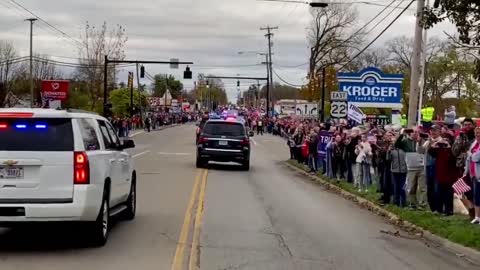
[202,122,245,137]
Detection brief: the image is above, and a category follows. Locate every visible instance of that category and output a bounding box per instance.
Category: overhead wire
[0,56,30,65]
[363,0,406,35]
[338,0,415,70]
[273,0,398,68]
[33,57,135,68]
[272,68,304,87]
[7,0,84,48]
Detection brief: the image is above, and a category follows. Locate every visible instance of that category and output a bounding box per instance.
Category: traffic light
[140,65,145,78]
[184,66,192,79]
[237,80,240,87]
[206,80,209,86]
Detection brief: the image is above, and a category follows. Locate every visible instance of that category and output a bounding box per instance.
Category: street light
[310,2,328,7]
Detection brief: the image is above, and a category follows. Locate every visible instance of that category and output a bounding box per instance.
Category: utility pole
[417,0,430,125]
[26,18,37,108]
[264,53,270,112]
[407,0,426,128]
[261,26,278,117]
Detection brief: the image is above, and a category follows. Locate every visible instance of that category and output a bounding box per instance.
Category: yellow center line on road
[170,169,204,270]
[188,169,208,270]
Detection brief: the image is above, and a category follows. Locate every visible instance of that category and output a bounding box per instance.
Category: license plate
[219,140,228,146]
[0,167,24,179]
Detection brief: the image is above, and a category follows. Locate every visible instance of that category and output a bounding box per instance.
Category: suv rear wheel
[90,188,110,247]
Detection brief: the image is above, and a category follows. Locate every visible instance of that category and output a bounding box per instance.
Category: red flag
[452,177,471,195]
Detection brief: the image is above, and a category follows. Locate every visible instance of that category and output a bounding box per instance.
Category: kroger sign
[337,67,404,109]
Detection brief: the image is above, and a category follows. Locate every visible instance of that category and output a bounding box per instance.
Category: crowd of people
[270,116,480,222]
[111,112,195,137]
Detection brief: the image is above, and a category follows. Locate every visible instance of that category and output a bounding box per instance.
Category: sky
[0,0,456,102]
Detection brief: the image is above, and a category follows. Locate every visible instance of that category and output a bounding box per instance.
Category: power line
[272,68,303,87]
[7,0,83,47]
[278,0,398,68]
[338,0,415,70]
[364,0,406,35]
[195,63,262,68]
[33,57,135,68]
[0,56,30,65]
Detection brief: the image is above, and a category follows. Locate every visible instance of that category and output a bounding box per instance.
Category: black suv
[196,119,253,170]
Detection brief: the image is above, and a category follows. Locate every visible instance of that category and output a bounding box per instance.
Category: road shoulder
[284,160,480,265]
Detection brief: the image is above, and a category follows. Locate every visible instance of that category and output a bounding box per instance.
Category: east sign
[337,67,404,109]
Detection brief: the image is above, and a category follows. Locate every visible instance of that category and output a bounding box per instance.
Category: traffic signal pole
[136,63,143,122]
[102,56,194,116]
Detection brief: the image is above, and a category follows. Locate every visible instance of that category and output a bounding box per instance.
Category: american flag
[453,177,472,195]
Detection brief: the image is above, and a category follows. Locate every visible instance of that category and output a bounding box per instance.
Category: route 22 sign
[330,91,348,118]
[330,101,347,118]
[41,80,69,101]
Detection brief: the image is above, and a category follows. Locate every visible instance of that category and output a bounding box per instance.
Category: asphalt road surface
[0,124,478,270]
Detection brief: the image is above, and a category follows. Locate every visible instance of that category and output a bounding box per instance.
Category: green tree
[109,88,147,117]
[260,83,301,102]
[424,1,480,79]
[152,74,183,98]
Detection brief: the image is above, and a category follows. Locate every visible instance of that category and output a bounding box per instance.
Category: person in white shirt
[355,134,373,192]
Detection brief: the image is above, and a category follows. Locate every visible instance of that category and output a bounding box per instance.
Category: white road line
[250,138,258,146]
[130,130,145,137]
[157,152,192,156]
[133,150,151,158]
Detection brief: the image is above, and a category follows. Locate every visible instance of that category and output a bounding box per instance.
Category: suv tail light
[74,152,90,185]
[241,137,250,146]
[198,136,209,144]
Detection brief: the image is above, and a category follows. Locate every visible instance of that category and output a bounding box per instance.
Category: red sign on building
[41,80,69,101]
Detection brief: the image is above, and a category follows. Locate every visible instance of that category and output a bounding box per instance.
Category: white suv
[0,108,137,246]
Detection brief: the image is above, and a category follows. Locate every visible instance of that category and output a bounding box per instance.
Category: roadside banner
[317,131,334,159]
[348,103,366,124]
[41,80,69,101]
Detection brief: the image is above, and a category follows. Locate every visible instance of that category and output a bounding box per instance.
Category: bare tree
[307,4,365,77]
[10,54,62,102]
[75,22,128,109]
[345,48,391,72]
[0,41,19,101]
[386,36,447,70]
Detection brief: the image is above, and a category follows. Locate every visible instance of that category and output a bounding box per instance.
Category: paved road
[0,125,478,270]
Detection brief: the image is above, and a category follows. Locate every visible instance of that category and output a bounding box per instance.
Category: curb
[284,161,480,265]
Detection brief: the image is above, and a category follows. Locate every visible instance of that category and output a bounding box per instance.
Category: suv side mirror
[121,139,135,150]
[248,131,254,137]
